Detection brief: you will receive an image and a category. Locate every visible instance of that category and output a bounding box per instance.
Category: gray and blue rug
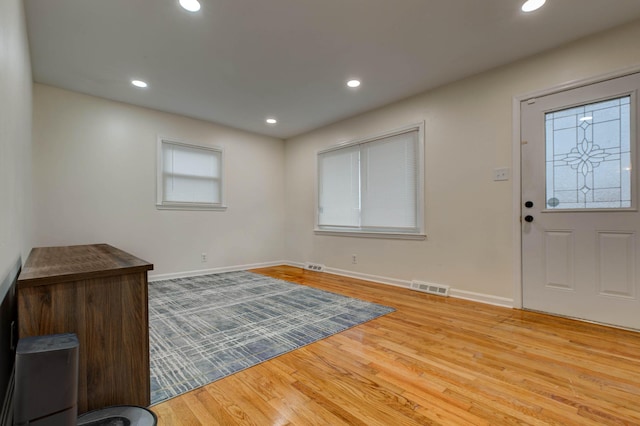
[148,270,394,404]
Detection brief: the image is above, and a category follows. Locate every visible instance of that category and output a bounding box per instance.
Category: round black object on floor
[77,405,157,426]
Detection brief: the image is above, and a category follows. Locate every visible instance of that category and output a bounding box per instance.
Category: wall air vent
[411,280,450,297]
[304,262,326,272]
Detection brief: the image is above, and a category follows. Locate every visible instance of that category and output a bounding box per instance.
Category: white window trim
[156,136,227,211]
[314,122,426,239]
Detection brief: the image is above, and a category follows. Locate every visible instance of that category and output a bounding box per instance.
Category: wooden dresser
[17,244,153,413]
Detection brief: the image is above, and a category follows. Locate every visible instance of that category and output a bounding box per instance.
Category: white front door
[521,72,640,330]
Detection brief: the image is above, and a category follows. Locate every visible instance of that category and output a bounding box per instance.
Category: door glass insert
[545,95,632,209]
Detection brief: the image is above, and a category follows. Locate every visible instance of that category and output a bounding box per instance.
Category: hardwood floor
[152,266,640,425]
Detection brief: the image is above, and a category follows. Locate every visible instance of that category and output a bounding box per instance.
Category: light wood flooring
[152,265,640,425]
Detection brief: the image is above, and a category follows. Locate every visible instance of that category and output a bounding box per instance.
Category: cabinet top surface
[18,244,153,287]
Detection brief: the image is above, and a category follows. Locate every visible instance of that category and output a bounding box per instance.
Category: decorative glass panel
[545,96,632,209]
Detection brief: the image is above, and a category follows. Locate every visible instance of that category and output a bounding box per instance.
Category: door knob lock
[525,201,534,208]
[524,215,534,223]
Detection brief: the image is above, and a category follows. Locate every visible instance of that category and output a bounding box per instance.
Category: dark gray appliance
[14,333,78,425]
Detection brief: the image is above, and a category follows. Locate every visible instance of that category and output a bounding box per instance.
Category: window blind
[318,146,360,227]
[161,142,221,204]
[361,132,417,229]
[317,127,420,233]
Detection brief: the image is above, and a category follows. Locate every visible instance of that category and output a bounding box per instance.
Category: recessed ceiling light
[131,80,148,88]
[266,118,277,125]
[179,0,201,12]
[521,0,546,12]
[347,79,361,88]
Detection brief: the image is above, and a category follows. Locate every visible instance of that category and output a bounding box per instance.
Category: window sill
[156,204,227,211]
[314,229,426,240]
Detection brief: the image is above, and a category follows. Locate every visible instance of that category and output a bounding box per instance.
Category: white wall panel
[32,85,285,277]
[544,231,574,290]
[283,20,640,299]
[30,18,640,295]
[597,232,636,298]
[0,0,32,283]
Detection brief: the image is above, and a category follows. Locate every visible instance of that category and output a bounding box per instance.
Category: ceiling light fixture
[131,80,148,88]
[347,79,361,88]
[521,0,546,12]
[179,0,201,12]
[266,118,277,125]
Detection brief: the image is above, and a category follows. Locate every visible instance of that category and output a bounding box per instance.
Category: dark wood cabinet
[17,244,153,413]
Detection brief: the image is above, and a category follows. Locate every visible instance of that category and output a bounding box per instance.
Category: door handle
[524,215,534,223]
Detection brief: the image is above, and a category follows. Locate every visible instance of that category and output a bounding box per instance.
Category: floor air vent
[411,280,450,297]
[304,262,326,272]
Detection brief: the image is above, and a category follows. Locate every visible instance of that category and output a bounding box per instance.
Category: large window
[316,123,424,238]
[156,137,225,210]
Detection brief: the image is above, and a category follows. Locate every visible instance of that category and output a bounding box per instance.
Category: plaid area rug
[148,271,394,404]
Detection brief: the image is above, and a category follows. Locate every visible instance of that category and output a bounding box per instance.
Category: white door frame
[511,64,640,310]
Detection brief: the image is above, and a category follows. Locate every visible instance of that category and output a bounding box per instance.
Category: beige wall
[32,85,286,277]
[29,19,640,299]
[283,20,640,302]
[0,0,32,286]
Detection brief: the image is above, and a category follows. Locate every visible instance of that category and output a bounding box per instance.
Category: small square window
[156,137,226,210]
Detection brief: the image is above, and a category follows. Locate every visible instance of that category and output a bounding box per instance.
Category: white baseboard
[284,261,412,289]
[284,261,513,308]
[324,266,413,290]
[449,289,514,308]
[148,261,287,282]
[151,260,515,308]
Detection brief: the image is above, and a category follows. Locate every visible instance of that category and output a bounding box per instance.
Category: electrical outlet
[493,167,510,181]
[201,253,207,262]
[352,254,357,264]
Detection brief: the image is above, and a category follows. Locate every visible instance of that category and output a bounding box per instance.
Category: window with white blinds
[317,124,424,237]
[156,137,225,210]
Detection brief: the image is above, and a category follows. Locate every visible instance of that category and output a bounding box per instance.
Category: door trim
[512,64,640,310]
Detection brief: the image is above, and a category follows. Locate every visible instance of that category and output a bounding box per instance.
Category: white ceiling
[24,0,640,139]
